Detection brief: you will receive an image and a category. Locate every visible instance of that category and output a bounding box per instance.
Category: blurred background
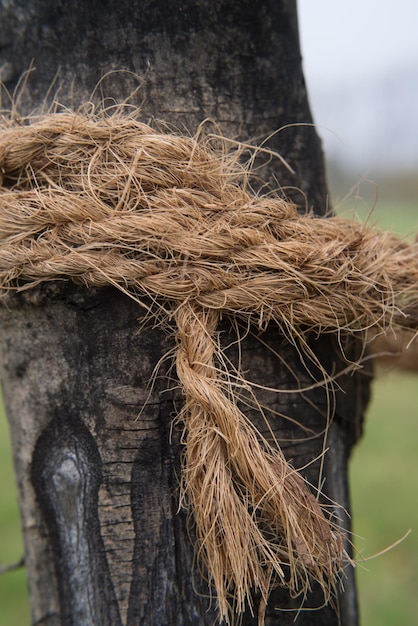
[298,0,418,235]
[1,1,417,624]
[298,1,418,625]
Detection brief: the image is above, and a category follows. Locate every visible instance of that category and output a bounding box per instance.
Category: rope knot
[0,109,417,624]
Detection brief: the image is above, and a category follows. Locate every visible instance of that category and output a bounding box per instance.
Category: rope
[1,110,417,623]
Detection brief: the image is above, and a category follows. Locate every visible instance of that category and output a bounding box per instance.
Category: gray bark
[0,1,369,624]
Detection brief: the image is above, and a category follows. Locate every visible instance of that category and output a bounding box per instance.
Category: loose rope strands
[0,110,417,623]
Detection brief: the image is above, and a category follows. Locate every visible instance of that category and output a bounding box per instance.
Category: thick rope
[0,110,417,623]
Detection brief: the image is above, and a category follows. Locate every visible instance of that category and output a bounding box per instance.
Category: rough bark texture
[0,1,369,624]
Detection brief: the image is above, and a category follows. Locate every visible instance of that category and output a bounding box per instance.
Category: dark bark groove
[32,414,123,626]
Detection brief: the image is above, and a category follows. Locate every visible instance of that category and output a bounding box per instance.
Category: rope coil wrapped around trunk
[0,110,417,623]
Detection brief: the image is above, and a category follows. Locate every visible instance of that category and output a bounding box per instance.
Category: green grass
[330,168,418,238]
[334,188,418,624]
[0,405,30,626]
[350,370,418,626]
[335,198,418,239]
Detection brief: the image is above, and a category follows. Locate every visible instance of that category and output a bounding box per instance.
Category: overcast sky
[297,1,418,171]
[297,0,418,87]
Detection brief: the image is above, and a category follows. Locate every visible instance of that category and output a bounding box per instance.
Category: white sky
[297,0,418,87]
[297,0,418,170]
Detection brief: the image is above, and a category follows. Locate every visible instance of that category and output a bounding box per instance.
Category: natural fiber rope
[0,110,417,624]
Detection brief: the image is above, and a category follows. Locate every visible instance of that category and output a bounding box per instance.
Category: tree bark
[0,1,369,624]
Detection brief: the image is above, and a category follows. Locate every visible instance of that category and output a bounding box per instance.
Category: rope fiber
[0,110,417,624]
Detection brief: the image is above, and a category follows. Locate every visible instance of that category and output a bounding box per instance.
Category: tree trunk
[0,1,368,624]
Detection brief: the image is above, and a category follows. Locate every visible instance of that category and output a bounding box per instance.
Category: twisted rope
[0,110,417,623]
